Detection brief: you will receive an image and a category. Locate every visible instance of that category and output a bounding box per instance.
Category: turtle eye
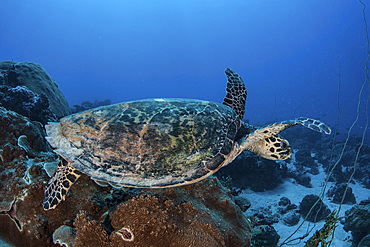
[281,140,288,149]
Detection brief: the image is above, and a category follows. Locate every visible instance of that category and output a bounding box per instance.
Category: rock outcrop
[0,61,70,118]
[344,199,370,246]
[299,194,331,223]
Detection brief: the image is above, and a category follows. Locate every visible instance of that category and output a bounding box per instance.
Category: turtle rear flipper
[43,159,81,210]
[241,117,331,160]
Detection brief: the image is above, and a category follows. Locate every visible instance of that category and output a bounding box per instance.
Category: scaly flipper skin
[296,117,331,134]
[222,68,247,120]
[242,117,331,160]
[43,159,81,210]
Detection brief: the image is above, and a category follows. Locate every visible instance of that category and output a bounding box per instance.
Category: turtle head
[236,122,293,160]
[239,117,331,161]
[247,135,292,160]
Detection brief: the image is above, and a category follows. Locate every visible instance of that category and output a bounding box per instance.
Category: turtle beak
[276,147,292,160]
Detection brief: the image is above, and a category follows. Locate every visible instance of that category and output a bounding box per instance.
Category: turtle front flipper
[222,68,247,120]
[43,159,81,210]
[295,117,331,134]
[241,117,331,160]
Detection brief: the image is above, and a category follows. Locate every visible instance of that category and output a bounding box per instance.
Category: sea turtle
[43,68,331,210]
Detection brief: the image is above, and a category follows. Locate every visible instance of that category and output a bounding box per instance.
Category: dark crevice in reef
[0,199,22,231]
[101,213,115,234]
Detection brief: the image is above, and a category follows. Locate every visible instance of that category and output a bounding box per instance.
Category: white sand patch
[241,163,370,247]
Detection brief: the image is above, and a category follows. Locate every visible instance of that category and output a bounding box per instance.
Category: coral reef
[353,146,370,189]
[0,92,110,246]
[0,61,70,118]
[0,107,81,246]
[0,107,50,160]
[278,197,291,207]
[5,60,370,246]
[288,168,312,188]
[285,126,370,189]
[246,207,279,227]
[299,194,331,223]
[344,199,370,246]
[294,149,319,175]
[65,178,252,247]
[277,199,298,215]
[0,107,49,215]
[71,99,111,113]
[281,211,300,227]
[53,225,76,247]
[217,152,288,192]
[251,225,279,246]
[234,196,251,212]
[0,85,57,125]
[327,183,356,205]
[358,234,370,247]
[0,128,252,247]
[0,108,59,246]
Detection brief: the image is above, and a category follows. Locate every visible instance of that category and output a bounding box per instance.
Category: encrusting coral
[0,61,71,118]
[65,177,252,247]
[53,225,77,247]
[108,195,226,247]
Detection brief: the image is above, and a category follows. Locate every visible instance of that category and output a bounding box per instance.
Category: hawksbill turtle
[43,68,331,210]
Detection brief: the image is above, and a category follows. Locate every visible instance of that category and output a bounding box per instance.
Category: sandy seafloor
[242,151,370,247]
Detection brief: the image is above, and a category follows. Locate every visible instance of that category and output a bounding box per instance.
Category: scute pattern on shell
[46,98,240,188]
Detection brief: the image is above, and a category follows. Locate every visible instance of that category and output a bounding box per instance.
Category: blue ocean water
[0,0,369,141]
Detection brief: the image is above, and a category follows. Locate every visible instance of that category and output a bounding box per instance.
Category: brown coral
[72,178,252,247]
[109,195,225,247]
[72,195,229,247]
[0,107,50,155]
[74,212,110,247]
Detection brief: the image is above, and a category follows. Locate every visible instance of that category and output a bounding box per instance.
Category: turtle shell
[45,98,241,188]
